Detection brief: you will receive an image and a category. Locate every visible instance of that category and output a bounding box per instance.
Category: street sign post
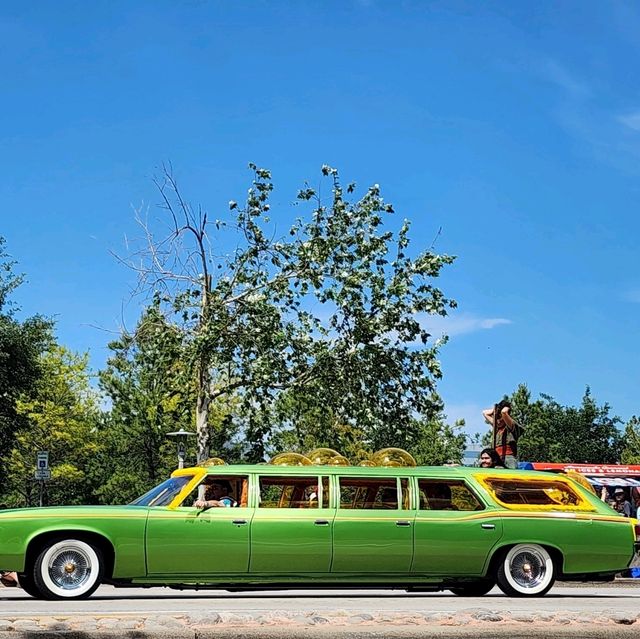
[35,451,50,507]
[37,451,49,470]
[34,469,52,481]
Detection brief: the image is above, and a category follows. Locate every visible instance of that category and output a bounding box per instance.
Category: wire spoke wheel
[510,549,547,588]
[497,544,555,597]
[34,539,103,600]
[48,547,92,590]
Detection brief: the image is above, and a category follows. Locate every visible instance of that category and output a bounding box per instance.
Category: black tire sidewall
[16,571,42,599]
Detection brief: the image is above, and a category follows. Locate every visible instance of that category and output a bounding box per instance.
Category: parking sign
[37,451,49,470]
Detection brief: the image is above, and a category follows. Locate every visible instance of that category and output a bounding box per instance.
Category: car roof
[183,464,557,480]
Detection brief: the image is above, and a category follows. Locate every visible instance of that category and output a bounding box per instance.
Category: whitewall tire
[33,539,103,600]
[496,544,555,597]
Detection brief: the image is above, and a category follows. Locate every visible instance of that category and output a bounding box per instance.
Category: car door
[249,474,333,573]
[145,475,251,575]
[331,475,414,573]
[411,477,503,575]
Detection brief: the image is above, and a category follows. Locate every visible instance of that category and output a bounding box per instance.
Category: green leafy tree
[98,302,242,503]
[4,346,100,507]
[264,392,368,461]
[409,415,468,466]
[0,238,53,492]
[266,390,466,466]
[123,165,455,461]
[98,303,194,503]
[510,384,623,463]
[621,416,640,464]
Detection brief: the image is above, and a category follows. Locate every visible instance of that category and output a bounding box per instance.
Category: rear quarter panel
[497,513,634,574]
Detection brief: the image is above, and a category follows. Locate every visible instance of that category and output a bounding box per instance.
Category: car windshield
[129,476,193,507]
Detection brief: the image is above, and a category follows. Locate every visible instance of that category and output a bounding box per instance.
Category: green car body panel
[0,465,636,593]
[0,505,148,576]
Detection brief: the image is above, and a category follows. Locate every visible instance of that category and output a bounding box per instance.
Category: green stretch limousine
[0,464,638,600]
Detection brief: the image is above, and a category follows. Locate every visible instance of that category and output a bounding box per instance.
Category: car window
[418,479,484,511]
[481,478,594,510]
[338,477,409,510]
[183,475,249,507]
[130,475,194,507]
[258,476,329,508]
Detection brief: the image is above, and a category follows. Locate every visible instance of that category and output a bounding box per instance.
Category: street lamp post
[167,428,196,469]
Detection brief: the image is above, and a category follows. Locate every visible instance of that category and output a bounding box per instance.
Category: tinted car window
[338,477,408,510]
[418,479,484,511]
[482,478,589,509]
[259,476,328,508]
[184,475,249,507]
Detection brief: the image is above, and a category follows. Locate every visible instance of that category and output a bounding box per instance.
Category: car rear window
[480,477,596,511]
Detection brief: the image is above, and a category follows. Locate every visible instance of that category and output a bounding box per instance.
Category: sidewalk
[0,606,638,635]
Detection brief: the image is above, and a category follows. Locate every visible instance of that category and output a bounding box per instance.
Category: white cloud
[618,112,640,132]
[541,59,592,99]
[418,313,512,338]
[622,288,640,303]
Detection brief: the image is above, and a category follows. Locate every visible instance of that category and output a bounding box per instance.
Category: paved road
[1,583,640,616]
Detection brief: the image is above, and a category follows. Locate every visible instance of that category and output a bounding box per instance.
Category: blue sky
[2,1,640,436]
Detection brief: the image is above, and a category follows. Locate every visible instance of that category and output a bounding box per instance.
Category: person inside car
[194,479,237,508]
[478,448,506,469]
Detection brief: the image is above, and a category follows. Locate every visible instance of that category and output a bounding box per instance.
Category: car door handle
[481,523,495,530]
[395,520,412,527]
[232,519,248,525]
[314,519,330,526]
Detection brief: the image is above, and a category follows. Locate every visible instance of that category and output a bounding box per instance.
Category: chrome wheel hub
[48,549,91,590]
[510,550,546,589]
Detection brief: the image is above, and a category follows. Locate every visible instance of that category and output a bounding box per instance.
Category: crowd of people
[603,486,640,518]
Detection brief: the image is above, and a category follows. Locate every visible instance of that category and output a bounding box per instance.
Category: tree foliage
[509,384,623,463]
[0,238,53,491]
[98,303,194,503]
[621,416,640,464]
[123,165,456,461]
[408,415,468,466]
[98,302,242,503]
[266,390,466,465]
[3,346,100,507]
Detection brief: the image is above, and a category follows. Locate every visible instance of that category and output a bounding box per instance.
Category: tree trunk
[195,362,211,463]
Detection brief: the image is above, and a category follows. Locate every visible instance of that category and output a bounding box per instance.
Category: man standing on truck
[483,400,522,469]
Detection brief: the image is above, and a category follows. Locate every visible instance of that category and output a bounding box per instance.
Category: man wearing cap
[613,488,632,517]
